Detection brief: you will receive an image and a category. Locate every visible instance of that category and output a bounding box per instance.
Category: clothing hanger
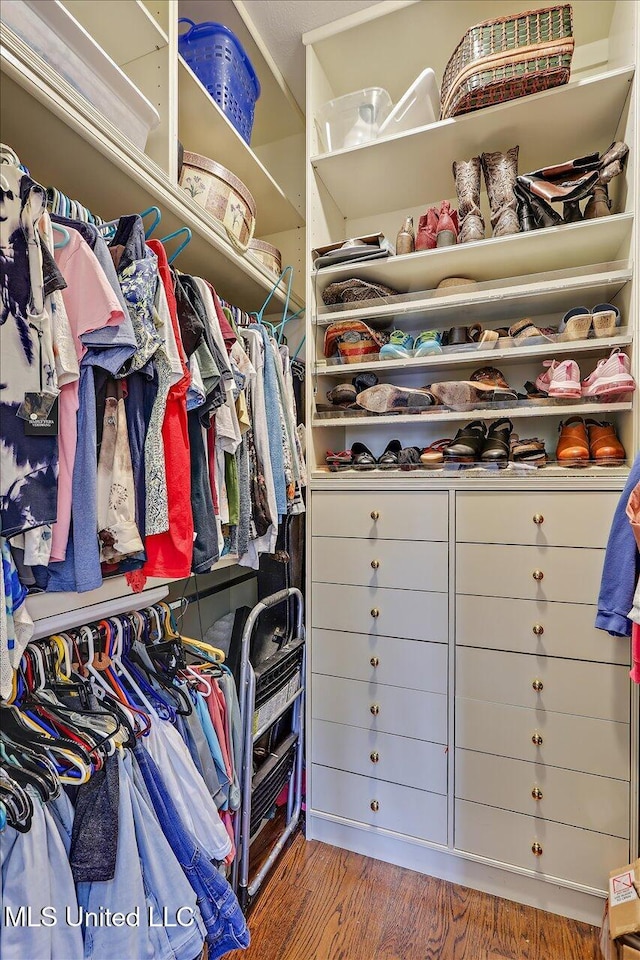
[51,222,70,249]
[161,227,192,264]
[293,334,306,360]
[140,206,162,239]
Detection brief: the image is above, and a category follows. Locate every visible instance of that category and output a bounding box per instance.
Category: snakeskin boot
[453,156,485,243]
[585,141,629,219]
[481,146,520,237]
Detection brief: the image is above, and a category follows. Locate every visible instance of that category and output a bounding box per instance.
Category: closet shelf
[310,65,635,219]
[310,464,631,483]
[312,401,633,428]
[178,58,304,235]
[316,334,633,377]
[314,263,632,329]
[0,32,303,313]
[63,0,169,62]
[311,214,634,297]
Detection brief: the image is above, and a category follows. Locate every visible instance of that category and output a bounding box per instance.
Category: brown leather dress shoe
[587,419,626,465]
[556,417,590,466]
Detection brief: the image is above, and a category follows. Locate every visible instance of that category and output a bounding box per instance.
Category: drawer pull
[532,623,544,636]
[531,842,543,857]
[370,657,380,668]
[532,733,544,746]
[370,751,379,764]
[532,679,544,692]
[370,511,380,521]
[371,608,380,618]
[370,703,380,716]
[532,570,544,582]
[370,800,379,812]
[533,514,544,525]
[531,786,543,801]
[371,559,380,570]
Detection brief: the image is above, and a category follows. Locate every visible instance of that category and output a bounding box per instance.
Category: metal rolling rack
[233,587,305,911]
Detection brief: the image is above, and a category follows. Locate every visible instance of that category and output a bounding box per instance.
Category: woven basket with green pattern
[440,5,574,120]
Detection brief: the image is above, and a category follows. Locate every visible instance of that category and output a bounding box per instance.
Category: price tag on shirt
[22,394,60,436]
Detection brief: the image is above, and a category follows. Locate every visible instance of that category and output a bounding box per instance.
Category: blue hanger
[160,227,192,264]
[293,333,306,360]
[52,222,70,249]
[140,206,162,239]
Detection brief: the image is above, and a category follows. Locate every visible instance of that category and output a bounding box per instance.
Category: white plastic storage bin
[1,0,160,151]
[378,68,440,138]
[316,87,392,153]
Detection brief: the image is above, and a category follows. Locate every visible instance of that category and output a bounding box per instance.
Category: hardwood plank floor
[228,831,602,960]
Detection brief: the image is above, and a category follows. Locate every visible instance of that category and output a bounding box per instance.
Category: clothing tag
[17,391,58,421]
[23,396,59,436]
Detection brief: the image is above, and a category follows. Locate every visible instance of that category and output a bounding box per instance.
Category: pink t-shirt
[50,229,124,561]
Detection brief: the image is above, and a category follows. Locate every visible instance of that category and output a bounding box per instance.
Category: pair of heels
[558,304,621,341]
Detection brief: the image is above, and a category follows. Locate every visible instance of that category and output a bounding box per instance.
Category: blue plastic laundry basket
[178,18,261,144]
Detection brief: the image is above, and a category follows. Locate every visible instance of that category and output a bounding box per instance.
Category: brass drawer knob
[370,656,380,668]
[371,608,380,618]
[531,786,543,801]
[370,703,380,716]
[370,800,379,812]
[370,510,380,521]
[532,623,544,636]
[532,732,544,746]
[370,751,379,764]
[371,559,380,570]
[532,570,544,582]
[533,514,544,525]
[531,842,543,857]
[532,679,544,692]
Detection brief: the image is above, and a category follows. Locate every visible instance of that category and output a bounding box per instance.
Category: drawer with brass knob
[456,491,617,548]
[312,629,447,692]
[312,491,448,541]
[312,537,447,592]
[456,543,605,604]
[312,583,448,642]
[454,799,629,889]
[312,765,447,845]
[456,595,629,664]
[312,720,448,794]
[455,750,629,838]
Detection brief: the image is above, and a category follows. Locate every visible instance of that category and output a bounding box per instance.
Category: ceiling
[242,0,384,111]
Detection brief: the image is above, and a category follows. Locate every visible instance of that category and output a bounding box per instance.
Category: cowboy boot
[436,201,458,247]
[416,206,439,250]
[453,156,485,243]
[585,141,629,219]
[481,146,520,237]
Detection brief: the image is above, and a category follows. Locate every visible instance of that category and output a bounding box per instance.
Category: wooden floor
[228,830,602,960]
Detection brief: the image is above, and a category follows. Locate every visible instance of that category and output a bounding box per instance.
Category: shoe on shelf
[509,318,553,343]
[556,417,590,466]
[356,383,435,413]
[325,450,353,471]
[586,419,626,465]
[350,442,377,470]
[435,201,458,247]
[444,420,487,462]
[327,384,357,405]
[377,439,402,470]
[592,303,621,339]
[480,418,513,464]
[352,372,378,393]
[398,446,422,470]
[420,439,452,467]
[558,307,592,342]
[535,358,582,399]
[379,330,415,359]
[581,349,635,399]
[414,330,443,356]
[416,207,439,251]
[510,434,547,466]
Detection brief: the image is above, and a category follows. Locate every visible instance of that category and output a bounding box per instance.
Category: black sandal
[444,420,487,462]
[377,439,401,470]
[351,442,377,471]
[481,418,513,464]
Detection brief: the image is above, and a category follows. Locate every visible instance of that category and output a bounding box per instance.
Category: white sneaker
[582,349,636,399]
[535,359,581,399]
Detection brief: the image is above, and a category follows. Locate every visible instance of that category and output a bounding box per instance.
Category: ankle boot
[584,183,611,220]
[435,201,458,246]
[453,156,485,243]
[416,206,439,250]
[481,146,520,237]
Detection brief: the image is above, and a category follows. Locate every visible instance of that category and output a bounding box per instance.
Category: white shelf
[312,215,634,297]
[316,334,633,378]
[312,463,631,481]
[178,58,303,235]
[0,29,303,312]
[312,401,633,428]
[311,65,634,218]
[62,0,169,63]
[315,263,632,330]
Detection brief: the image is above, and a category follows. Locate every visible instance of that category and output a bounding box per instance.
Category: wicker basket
[179,150,256,251]
[440,5,574,120]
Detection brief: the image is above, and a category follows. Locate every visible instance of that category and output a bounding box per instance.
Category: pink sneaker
[582,349,636,399]
[535,359,581,399]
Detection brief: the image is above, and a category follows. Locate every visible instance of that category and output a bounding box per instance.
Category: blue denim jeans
[133,745,250,959]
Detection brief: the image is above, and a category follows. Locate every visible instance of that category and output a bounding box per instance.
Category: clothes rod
[28,584,170,640]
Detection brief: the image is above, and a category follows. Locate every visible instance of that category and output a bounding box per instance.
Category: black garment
[69,753,120,882]
[187,408,219,573]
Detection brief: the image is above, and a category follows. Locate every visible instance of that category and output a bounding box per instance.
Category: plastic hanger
[161,227,192,264]
[140,206,162,238]
[51,222,70,249]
